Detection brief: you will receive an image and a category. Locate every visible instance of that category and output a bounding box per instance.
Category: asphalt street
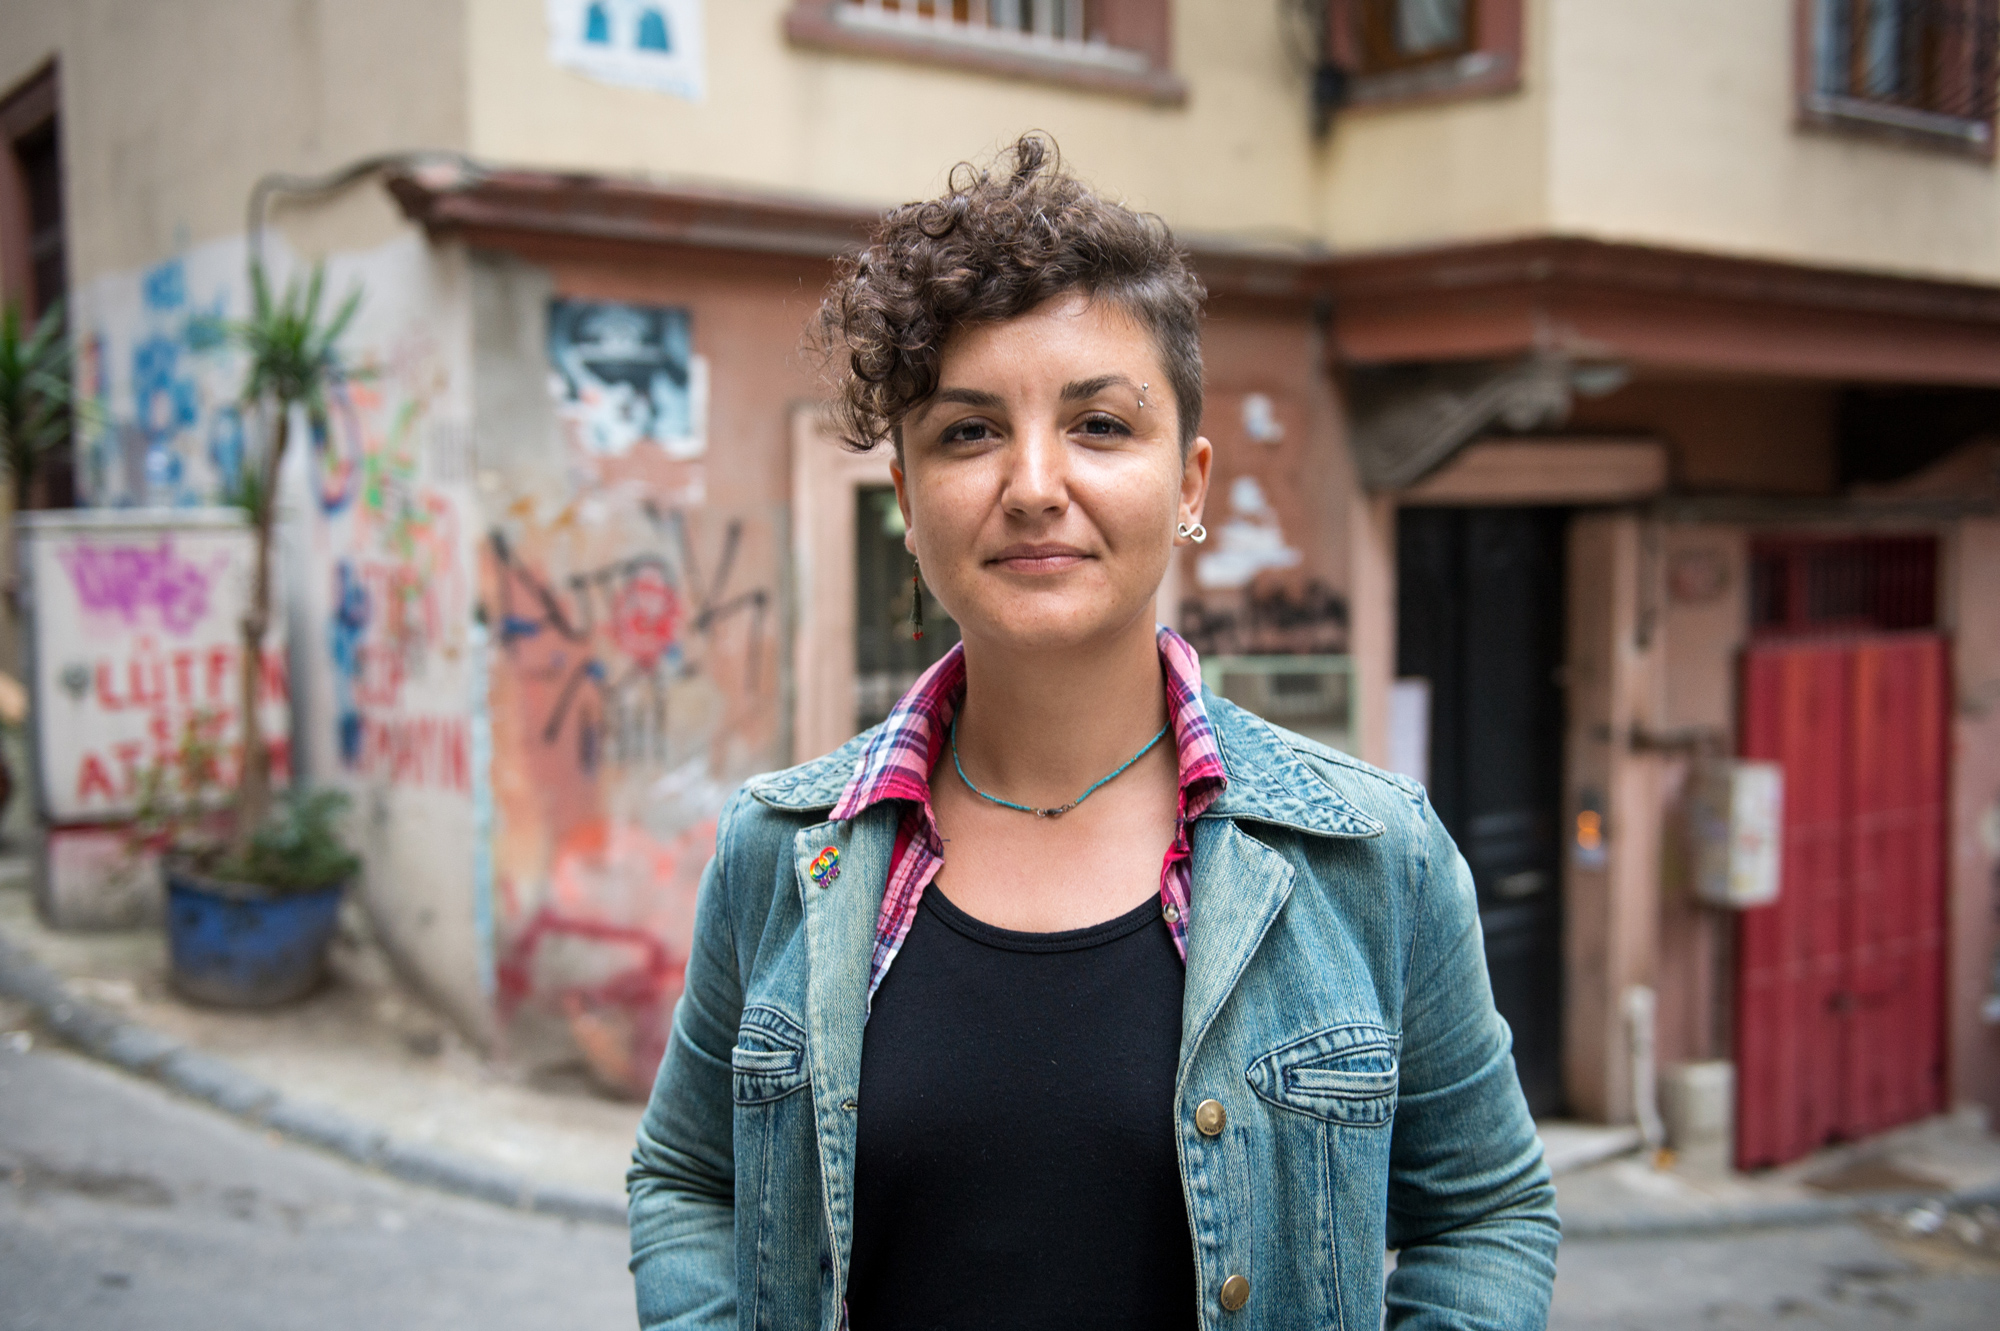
[0,1034,634,1331]
[1552,1207,2000,1329]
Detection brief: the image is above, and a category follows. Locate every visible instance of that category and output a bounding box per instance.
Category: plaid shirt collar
[831,626,1227,1000]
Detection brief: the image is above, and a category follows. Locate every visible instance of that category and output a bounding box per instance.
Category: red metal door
[1734,634,1948,1170]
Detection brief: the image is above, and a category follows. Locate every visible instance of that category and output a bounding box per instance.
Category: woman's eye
[940,420,995,445]
[1077,414,1131,439]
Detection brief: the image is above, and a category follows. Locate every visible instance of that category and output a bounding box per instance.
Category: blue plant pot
[164,863,346,1007]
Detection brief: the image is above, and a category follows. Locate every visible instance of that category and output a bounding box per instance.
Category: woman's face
[893,294,1211,657]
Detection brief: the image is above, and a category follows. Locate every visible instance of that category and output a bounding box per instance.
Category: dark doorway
[853,485,959,733]
[1397,506,1568,1116]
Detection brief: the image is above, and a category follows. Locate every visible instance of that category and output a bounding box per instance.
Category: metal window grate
[1809,0,2000,140]
[1749,535,1938,636]
[836,0,1147,71]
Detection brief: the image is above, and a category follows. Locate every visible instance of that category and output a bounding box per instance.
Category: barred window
[788,0,1181,101]
[1806,0,1999,147]
[1749,535,1938,636]
[1353,0,1476,75]
[1321,0,1522,110]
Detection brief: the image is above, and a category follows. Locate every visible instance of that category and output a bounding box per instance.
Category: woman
[628,136,1559,1330]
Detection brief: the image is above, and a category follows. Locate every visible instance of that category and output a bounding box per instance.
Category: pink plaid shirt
[829,626,1229,1002]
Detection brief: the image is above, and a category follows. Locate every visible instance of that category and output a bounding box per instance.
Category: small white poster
[1388,677,1431,789]
[547,0,706,102]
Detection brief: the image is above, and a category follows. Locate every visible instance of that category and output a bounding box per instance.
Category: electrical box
[1689,761,1784,909]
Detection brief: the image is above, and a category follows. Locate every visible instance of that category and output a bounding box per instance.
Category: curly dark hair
[816,134,1206,454]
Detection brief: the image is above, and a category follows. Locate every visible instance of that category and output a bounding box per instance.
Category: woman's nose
[1000,424,1067,518]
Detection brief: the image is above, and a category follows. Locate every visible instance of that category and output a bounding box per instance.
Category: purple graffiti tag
[59,539,222,636]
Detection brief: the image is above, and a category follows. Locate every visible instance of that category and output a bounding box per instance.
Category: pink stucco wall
[1950,518,2000,1119]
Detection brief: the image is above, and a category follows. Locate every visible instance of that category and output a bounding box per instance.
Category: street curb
[1560,1180,2000,1240]
[0,931,627,1228]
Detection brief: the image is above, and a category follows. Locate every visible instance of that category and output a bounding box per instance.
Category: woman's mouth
[988,543,1091,574]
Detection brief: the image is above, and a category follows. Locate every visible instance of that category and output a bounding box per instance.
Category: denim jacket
[628,693,1560,1330]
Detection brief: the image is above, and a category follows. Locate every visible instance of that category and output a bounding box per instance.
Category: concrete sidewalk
[0,856,639,1222]
[1557,1109,2000,1239]
[7,848,2000,1239]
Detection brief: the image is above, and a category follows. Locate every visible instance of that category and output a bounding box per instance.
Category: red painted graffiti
[494,905,686,1097]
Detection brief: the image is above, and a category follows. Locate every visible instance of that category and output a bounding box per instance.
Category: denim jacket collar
[748,688,1386,841]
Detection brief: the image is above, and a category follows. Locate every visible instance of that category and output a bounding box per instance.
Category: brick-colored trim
[1328,235,2000,386]
[387,169,1335,302]
[782,1,1186,105]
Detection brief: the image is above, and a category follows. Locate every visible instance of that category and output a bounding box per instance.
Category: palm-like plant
[0,298,77,519]
[230,260,360,852]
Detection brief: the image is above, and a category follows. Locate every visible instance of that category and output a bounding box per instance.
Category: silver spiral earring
[1177,521,1208,544]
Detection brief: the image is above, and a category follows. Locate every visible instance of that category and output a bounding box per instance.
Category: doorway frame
[1371,436,1670,1123]
[790,405,897,764]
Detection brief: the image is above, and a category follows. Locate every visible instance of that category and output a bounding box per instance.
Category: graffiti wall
[73,238,251,508]
[73,231,490,1034]
[286,236,485,1034]
[71,239,789,1083]
[1178,391,1351,658]
[486,293,780,1087]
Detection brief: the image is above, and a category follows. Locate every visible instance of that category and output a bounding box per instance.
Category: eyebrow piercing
[1138,382,1149,409]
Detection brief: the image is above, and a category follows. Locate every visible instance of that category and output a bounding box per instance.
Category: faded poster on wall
[483,491,780,1097]
[1177,391,1350,658]
[546,0,706,102]
[548,299,706,461]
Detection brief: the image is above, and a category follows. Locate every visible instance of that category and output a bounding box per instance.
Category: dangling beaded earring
[910,561,925,641]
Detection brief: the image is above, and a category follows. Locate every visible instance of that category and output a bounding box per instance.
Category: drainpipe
[246,150,484,272]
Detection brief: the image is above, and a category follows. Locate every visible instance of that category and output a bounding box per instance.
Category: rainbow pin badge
[808,845,842,888]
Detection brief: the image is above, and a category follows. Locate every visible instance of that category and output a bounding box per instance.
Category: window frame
[0,59,75,508]
[783,0,1185,104]
[1794,0,2000,158]
[0,60,60,318]
[1328,0,1523,109]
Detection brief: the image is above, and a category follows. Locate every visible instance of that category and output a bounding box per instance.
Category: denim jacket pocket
[1246,1023,1400,1127]
[732,1004,810,1105]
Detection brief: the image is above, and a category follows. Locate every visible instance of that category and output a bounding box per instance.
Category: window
[786,0,1184,103]
[1353,0,1475,74]
[1327,0,1522,108]
[0,62,74,507]
[842,0,1095,50]
[1749,535,1938,635]
[1802,0,1999,149]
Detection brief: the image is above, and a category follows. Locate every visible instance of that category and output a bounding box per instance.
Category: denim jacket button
[1195,1098,1227,1136]
[1219,1274,1250,1312]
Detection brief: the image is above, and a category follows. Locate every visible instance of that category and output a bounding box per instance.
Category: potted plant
[134,716,360,1004]
[131,260,365,1006]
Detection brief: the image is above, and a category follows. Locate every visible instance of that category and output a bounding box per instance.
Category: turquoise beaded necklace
[950,715,1170,819]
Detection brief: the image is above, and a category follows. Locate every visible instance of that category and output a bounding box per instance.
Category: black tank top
[847,886,1197,1331]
